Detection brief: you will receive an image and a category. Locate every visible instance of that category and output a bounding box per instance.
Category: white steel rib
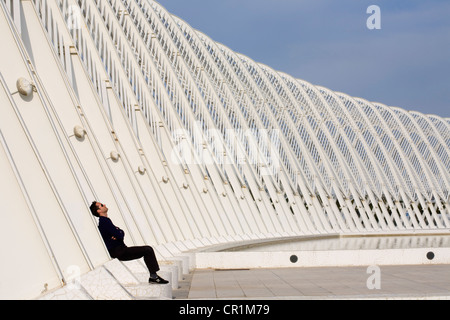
[0,0,449,299]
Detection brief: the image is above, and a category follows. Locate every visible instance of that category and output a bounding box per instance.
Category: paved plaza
[173,264,450,299]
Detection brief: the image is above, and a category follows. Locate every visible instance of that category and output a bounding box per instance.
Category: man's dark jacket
[98,216,125,252]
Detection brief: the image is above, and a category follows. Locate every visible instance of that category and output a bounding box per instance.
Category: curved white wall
[0,0,448,299]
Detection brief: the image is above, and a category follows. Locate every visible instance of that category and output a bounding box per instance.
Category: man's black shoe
[149,276,169,284]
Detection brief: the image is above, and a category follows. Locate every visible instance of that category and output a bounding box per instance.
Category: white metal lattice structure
[0,0,449,299]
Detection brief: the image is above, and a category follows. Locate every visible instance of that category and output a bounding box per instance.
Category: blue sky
[156,0,450,118]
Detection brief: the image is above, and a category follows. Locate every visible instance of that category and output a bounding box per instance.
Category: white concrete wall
[195,248,450,269]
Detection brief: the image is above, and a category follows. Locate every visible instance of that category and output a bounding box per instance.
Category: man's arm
[101,217,125,240]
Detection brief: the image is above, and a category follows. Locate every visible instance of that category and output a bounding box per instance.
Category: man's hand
[111,227,121,240]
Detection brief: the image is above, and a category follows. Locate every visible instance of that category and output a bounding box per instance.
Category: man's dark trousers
[110,245,160,274]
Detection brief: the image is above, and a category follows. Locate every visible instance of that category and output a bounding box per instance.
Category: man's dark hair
[90,201,99,217]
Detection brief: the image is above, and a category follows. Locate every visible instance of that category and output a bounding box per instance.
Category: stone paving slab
[175,264,450,299]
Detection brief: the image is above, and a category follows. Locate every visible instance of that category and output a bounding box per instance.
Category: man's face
[96,202,108,217]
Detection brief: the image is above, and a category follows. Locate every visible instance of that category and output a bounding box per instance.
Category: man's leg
[112,245,160,274]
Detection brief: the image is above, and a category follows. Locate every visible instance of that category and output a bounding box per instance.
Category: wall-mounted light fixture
[16,78,34,97]
[73,125,86,139]
[110,151,120,161]
[138,165,146,174]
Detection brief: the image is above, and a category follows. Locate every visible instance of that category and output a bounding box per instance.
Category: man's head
[89,201,108,217]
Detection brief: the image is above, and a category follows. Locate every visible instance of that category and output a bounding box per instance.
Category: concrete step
[39,258,177,300]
